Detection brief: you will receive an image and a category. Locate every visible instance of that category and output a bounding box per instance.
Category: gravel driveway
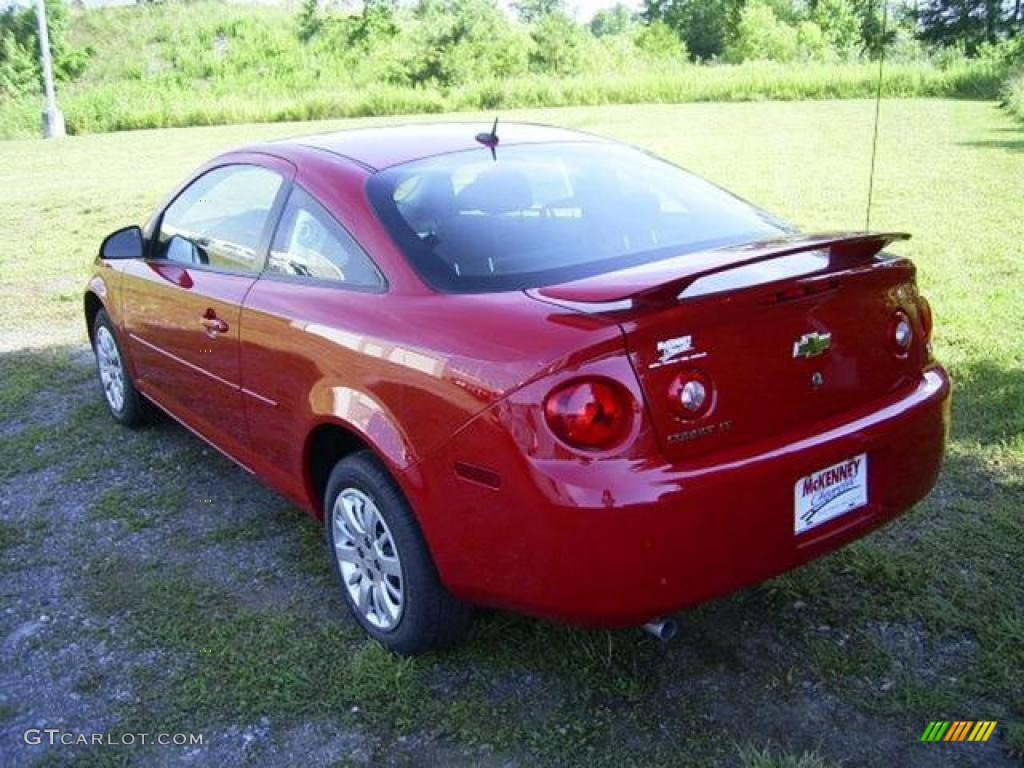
[1,342,1019,768]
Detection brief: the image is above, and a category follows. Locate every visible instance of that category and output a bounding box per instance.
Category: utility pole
[36,0,65,138]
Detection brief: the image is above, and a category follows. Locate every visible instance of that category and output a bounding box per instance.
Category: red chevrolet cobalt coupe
[85,123,950,654]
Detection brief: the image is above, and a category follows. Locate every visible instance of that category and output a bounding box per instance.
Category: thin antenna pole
[865,0,889,231]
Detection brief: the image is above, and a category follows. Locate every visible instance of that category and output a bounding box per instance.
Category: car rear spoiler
[533,232,911,308]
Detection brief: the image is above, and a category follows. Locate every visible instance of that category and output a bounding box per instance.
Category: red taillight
[667,369,713,419]
[543,378,633,451]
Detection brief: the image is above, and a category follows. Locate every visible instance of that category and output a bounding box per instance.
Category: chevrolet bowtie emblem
[793,332,832,359]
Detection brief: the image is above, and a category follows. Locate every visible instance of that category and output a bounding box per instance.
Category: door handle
[200,310,229,337]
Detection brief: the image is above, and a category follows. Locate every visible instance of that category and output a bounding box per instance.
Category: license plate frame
[794,453,868,534]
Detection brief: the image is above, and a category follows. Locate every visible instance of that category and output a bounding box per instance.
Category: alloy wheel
[331,488,404,630]
[95,326,125,413]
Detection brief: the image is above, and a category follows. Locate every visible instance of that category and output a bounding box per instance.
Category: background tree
[915,0,1016,53]
[409,0,531,85]
[529,10,588,73]
[589,3,635,37]
[514,0,565,24]
[630,19,688,58]
[349,0,401,47]
[812,0,863,57]
[0,0,89,98]
[762,0,803,24]
[642,0,744,59]
[297,0,321,42]
[635,19,688,57]
[725,0,799,61]
[796,18,831,59]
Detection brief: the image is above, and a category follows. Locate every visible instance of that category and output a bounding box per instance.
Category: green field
[0,99,1022,766]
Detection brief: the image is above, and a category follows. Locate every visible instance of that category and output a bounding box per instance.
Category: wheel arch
[84,290,104,345]
[303,419,401,519]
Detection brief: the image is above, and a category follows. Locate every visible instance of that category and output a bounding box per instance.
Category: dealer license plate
[794,454,868,534]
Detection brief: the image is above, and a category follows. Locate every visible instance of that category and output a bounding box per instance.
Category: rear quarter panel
[238,285,625,516]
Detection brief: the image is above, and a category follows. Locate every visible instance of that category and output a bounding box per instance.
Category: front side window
[156,164,283,273]
[267,187,383,290]
[368,142,790,293]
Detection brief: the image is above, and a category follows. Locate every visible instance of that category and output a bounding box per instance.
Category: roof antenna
[475,116,499,161]
[865,0,889,232]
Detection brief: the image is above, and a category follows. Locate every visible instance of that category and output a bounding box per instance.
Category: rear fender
[306,380,416,472]
[399,346,663,580]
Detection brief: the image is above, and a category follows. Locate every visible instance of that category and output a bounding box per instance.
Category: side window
[156,165,283,273]
[267,187,384,290]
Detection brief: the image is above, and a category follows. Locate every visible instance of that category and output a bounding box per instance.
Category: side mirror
[100,226,144,260]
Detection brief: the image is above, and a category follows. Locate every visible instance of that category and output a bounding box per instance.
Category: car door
[238,185,387,499]
[121,160,292,464]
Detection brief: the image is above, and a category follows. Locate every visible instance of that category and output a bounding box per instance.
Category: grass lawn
[0,99,1021,766]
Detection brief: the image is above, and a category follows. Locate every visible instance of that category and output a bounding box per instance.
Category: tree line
[639,0,1021,61]
[1,0,1021,101]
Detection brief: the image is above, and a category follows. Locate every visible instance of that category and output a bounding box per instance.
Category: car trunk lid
[529,232,931,462]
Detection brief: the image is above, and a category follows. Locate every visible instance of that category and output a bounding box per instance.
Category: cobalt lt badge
[793,332,832,359]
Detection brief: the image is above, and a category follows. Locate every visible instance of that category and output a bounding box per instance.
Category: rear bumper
[409,366,951,627]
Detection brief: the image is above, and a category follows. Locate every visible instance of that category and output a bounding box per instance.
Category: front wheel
[92,309,149,427]
[325,451,472,654]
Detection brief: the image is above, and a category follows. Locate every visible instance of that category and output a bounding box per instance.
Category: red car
[85,122,950,654]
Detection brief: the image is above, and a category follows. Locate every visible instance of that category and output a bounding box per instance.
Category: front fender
[84,266,139,377]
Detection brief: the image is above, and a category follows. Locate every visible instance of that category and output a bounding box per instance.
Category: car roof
[262,121,606,172]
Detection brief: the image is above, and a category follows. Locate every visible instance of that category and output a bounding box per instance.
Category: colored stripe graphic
[945,721,972,741]
[921,720,996,742]
[969,721,998,742]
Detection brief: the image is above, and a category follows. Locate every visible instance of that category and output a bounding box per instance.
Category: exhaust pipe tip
[642,617,678,642]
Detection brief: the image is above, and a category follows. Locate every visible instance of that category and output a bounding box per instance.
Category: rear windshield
[367,142,788,293]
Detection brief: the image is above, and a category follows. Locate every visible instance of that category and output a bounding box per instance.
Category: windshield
[367,142,789,293]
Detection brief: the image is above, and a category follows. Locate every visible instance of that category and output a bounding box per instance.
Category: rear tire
[92,309,149,427]
[324,450,472,654]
